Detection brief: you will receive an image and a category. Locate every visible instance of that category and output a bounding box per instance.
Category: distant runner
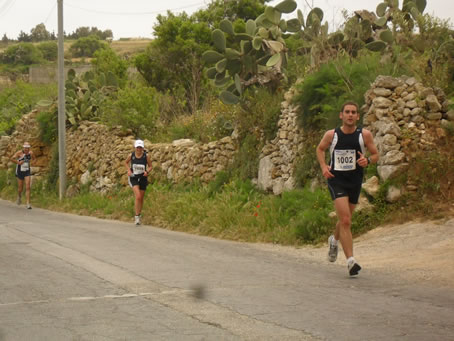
[125,139,152,226]
[316,102,379,277]
[11,142,35,209]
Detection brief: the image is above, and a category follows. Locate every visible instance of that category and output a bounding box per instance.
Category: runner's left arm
[363,129,379,165]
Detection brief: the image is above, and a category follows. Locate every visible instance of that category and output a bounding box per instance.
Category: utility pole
[57,0,66,199]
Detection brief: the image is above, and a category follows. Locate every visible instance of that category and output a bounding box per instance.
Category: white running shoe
[134,215,141,226]
[348,259,362,277]
[327,235,338,262]
[26,204,32,210]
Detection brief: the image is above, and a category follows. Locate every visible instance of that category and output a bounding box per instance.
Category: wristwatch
[367,157,371,165]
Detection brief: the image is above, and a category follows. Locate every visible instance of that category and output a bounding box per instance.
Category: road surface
[0,199,453,340]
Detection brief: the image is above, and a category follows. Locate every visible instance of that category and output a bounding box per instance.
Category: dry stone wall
[66,121,237,193]
[258,87,304,195]
[0,115,237,194]
[361,75,451,199]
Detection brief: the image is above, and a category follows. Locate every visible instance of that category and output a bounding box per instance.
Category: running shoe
[26,204,32,210]
[134,215,141,226]
[327,235,338,262]
[16,196,21,205]
[348,259,362,277]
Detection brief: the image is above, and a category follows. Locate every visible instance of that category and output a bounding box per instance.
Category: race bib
[132,164,145,175]
[21,161,30,172]
[334,149,356,171]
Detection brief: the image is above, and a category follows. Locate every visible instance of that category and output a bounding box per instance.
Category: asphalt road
[0,199,453,341]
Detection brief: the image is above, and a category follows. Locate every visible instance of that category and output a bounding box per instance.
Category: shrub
[92,48,129,87]
[36,107,58,145]
[238,87,283,142]
[37,41,58,61]
[102,84,160,139]
[293,131,324,188]
[293,53,408,130]
[0,81,56,135]
[69,35,107,58]
[230,134,261,180]
[1,42,43,65]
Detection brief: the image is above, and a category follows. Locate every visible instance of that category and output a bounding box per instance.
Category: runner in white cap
[125,140,152,225]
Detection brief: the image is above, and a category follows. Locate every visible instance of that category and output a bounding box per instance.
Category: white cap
[23,142,31,148]
[134,139,144,148]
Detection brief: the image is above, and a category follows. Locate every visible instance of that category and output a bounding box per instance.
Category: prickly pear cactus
[65,69,119,125]
[202,0,300,105]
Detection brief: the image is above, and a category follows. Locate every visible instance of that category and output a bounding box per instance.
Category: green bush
[45,143,59,192]
[238,88,283,142]
[0,81,56,135]
[293,53,407,130]
[36,107,58,144]
[0,169,8,191]
[0,42,43,65]
[37,41,58,61]
[293,132,324,188]
[102,83,160,139]
[230,134,261,180]
[92,48,129,87]
[69,35,107,57]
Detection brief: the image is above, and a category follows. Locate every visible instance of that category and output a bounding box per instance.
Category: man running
[125,139,152,225]
[11,142,35,209]
[316,102,379,277]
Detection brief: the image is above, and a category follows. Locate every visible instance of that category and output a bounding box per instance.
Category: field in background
[0,39,152,57]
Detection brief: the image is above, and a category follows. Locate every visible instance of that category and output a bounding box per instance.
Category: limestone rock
[380,150,406,165]
[374,75,401,89]
[258,156,273,191]
[362,176,380,198]
[386,186,402,203]
[426,94,442,112]
[377,163,409,181]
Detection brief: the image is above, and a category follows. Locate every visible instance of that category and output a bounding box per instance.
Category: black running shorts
[128,175,148,191]
[16,170,31,180]
[327,181,362,204]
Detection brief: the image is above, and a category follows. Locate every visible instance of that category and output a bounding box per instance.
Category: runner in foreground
[316,102,379,277]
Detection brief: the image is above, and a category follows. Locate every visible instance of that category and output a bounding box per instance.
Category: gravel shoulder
[253,217,454,289]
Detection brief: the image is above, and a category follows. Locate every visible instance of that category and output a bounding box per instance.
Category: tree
[1,34,8,43]
[17,30,31,42]
[92,47,129,87]
[69,35,107,57]
[135,12,212,114]
[193,0,269,27]
[68,26,113,40]
[30,23,51,42]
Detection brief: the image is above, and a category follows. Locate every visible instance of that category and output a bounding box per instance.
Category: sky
[0,0,452,40]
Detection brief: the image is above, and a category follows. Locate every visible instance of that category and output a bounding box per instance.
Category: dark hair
[341,101,359,113]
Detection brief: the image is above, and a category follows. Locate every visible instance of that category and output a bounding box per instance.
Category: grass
[0,170,343,245]
[1,165,410,247]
